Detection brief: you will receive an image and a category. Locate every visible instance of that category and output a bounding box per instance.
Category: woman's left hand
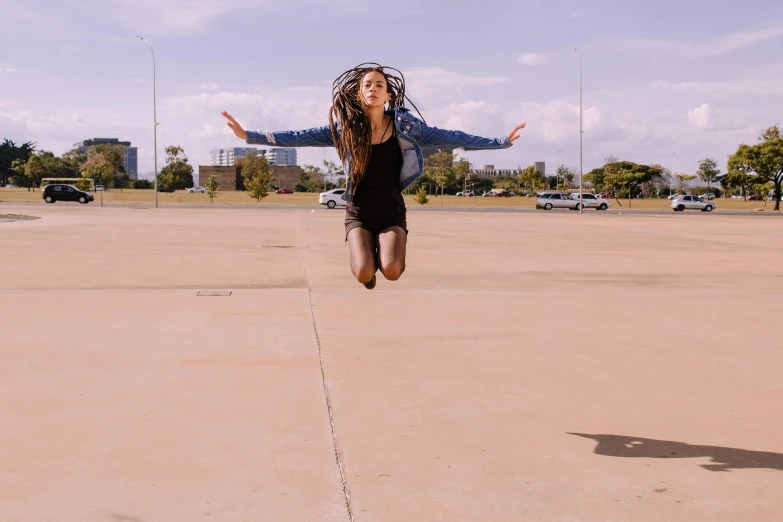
[507,123,527,143]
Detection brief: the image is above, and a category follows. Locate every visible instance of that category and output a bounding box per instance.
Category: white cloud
[2,67,16,73]
[133,78,143,83]
[688,103,711,129]
[503,100,603,143]
[517,53,546,66]
[568,12,582,19]
[652,77,783,98]
[198,82,220,90]
[403,67,508,104]
[603,23,783,57]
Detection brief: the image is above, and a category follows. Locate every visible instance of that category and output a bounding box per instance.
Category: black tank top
[346,119,405,223]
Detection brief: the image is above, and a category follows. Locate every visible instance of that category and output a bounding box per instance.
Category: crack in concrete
[296,220,354,522]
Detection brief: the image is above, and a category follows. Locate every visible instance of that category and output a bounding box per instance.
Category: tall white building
[210,147,264,166]
[266,148,297,166]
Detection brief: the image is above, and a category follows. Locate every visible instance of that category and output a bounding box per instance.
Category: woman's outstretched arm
[221,111,335,148]
[419,121,526,151]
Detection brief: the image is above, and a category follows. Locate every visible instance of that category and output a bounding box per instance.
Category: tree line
[583,125,783,210]
[0,139,194,192]
[4,124,781,210]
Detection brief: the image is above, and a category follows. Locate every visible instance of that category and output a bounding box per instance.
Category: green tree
[604,162,662,207]
[696,158,721,194]
[720,170,754,200]
[205,175,219,203]
[157,145,194,192]
[323,160,344,191]
[755,181,773,207]
[9,159,29,188]
[0,139,36,184]
[133,179,153,190]
[728,125,783,210]
[424,150,455,205]
[556,164,576,189]
[675,173,697,194]
[19,154,47,190]
[415,186,429,205]
[61,148,88,177]
[92,144,126,175]
[242,151,274,202]
[584,167,606,192]
[518,165,546,195]
[80,153,114,188]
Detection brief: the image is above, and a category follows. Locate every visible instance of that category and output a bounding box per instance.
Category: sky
[1,0,782,181]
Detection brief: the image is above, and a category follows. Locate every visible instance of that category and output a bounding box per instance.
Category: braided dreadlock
[329,63,424,186]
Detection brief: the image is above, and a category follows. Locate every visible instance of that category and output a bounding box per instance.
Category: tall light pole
[670,152,676,197]
[573,48,583,214]
[137,36,158,208]
[557,149,561,188]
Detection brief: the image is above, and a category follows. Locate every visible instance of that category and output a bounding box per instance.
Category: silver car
[537,192,580,210]
[569,193,611,210]
[671,195,715,212]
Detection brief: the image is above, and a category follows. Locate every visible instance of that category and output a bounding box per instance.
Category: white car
[319,188,347,209]
[569,193,611,210]
[537,192,580,210]
[187,186,206,193]
[456,190,475,197]
[672,195,715,212]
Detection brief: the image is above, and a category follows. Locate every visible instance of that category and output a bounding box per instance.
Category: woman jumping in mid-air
[222,63,525,290]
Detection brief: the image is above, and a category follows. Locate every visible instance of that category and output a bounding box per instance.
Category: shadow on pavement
[569,433,783,472]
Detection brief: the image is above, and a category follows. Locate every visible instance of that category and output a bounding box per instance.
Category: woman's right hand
[222,111,247,140]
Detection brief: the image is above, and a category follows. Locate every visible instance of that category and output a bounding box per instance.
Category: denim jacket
[245,107,512,201]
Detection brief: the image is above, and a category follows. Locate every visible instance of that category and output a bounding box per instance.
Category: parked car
[42,184,94,204]
[187,186,206,193]
[275,188,294,194]
[456,190,475,197]
[569,193,611,210]
[94,185,104,191]
[481,191,495,197]
[494,190,513,197]
[319,188,347,209]
[671,195,715,212]
[5,184,19,188]
[701,193,716,200]
[747,194,763,201]
[536,192,580,210]
[668,193,682,200]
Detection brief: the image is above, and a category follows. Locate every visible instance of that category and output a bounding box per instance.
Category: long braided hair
[329,63,424,186]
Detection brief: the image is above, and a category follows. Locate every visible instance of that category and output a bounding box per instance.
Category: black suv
[42,184,94,204]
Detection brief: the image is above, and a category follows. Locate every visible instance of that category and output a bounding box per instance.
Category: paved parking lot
[1,203,782,521]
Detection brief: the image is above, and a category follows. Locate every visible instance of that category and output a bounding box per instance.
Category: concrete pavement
[1,203,782,521]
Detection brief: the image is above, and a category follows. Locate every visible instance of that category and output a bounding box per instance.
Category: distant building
[73,138,138,180]
[210,147,264,166]
[471,165,523,178]
[198,165,303,191]
[266,148,297,166]
[534,162,545,175]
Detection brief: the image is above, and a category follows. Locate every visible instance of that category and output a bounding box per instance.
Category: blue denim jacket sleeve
[419,122,512,151]
[246,126,335,148]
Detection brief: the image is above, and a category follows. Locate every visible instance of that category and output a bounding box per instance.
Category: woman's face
[359,70,390,108]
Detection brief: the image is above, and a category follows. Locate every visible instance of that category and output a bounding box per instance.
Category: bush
[415,187,429,205]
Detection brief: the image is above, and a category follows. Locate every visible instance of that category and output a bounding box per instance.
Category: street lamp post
[573,48,583,214]
[670,152,676,197]
[137,36,158,208]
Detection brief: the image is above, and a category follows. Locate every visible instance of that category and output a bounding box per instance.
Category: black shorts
[344,208,408,242]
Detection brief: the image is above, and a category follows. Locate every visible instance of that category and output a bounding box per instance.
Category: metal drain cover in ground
[197,290,232,296]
